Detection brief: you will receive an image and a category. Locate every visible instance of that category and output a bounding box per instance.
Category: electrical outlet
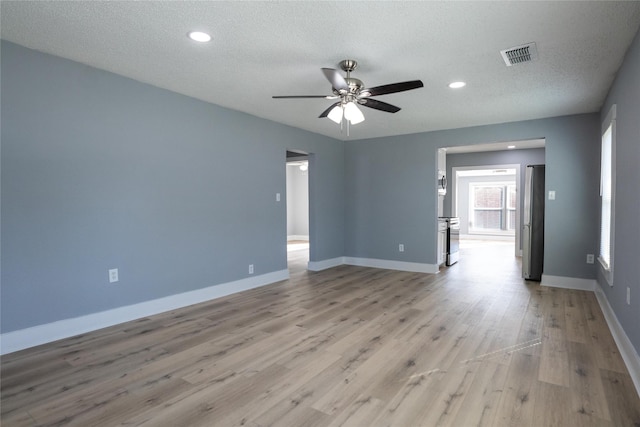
[249,264,254,275]
[108,268,119,283]
[399,244,405,252]
[627,287,631,305]
[276,193,281,202]
[586,254,594,264]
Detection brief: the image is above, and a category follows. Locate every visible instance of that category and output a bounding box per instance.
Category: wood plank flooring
[2,240,639,426]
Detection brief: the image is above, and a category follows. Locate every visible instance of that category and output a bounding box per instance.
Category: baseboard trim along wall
[344,257,439,274]
[594,282,640,397]
[287,235,309,241]
[308,257,345,271]
[308,257,439,274]
[541,274,597,291]
[543,274,640,397]
[0,269,289,355]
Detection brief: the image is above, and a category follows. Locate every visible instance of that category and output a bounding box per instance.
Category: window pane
[508,185,517,209]
[473,187,504,208]
[508,210,516,230]
[473,210,503,230]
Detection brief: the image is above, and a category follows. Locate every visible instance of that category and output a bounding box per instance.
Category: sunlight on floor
[287,241,309,252]
[459,238,514,249]
[453,238,522,283]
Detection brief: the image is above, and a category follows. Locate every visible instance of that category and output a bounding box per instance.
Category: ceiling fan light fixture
[327,105,344,124]
[344,102,365,124]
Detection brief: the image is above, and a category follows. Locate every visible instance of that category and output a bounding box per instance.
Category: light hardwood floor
[2,241,639,426]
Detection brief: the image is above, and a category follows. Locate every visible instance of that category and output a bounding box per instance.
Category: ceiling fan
[273,59,424,127]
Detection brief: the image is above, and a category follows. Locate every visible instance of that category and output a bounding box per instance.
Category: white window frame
[599,104,616,286]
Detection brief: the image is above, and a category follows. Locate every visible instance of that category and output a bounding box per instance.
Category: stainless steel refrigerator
[522,165,545,281]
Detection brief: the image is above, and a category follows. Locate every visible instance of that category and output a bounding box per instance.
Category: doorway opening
[286,150,310,273]
[452,165,520,256]
[439,139,546,276]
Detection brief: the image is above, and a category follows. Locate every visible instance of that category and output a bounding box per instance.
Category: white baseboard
[287,235,309,241]
[308,257,345,272]
[308,256,439,274]
[0,269,289,355]
[344,257,439,274]
[541,274,597,291]
[594,282,640,397]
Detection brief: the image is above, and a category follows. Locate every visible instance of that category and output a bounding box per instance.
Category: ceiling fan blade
[365,80,424,97]
[319,102,341,118]
[273,95,336,99]
[321,68,349,92]
[359,98,401,113]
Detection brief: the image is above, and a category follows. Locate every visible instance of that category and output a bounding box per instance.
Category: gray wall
[445,148,546,246]
[344,115,600,281]
[598,29,640,355]
[286,164,309,237]
[1,41,344,333]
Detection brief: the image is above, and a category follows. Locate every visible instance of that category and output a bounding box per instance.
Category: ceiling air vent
[500,42,538,66]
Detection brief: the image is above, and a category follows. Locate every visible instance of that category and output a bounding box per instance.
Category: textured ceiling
[2,1,640,141]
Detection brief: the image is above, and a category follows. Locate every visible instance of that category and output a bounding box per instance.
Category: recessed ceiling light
[188,31,211,43]
[448,81,466,89]
[507,145,516,149]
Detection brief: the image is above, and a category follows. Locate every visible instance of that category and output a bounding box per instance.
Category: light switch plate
[548,190,556,200]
